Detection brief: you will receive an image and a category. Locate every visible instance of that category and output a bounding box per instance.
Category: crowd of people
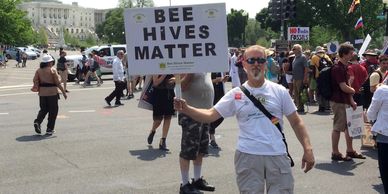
[28,42,388,194]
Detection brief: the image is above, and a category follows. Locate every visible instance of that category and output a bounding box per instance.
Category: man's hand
[173,97,187,112]
[301,149,315,173]
[63,93,68,100]
[350,101,357,110]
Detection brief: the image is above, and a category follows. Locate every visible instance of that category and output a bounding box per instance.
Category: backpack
[318,56,331,71]
[317,66,333,100]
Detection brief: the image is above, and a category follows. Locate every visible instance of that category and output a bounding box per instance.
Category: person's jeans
[106,81,125,103]
[377,142,388,193]
[34,95,59,130]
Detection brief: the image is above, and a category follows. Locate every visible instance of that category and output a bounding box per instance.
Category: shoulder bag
[240,85,294,167]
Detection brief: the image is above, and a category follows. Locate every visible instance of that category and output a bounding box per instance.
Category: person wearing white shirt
[229,50,240,88]
[367,83,388,193]
[174,45,315,194]
[105,50,125,106]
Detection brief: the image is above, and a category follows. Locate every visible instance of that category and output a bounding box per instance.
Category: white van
[66,45,127,81]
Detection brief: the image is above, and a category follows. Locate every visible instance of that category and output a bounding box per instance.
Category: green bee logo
[159,63,166,69]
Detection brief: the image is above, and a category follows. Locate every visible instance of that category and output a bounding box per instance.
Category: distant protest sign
[327,41,339,54]
[124,3,228,75]
[287,27,309,41]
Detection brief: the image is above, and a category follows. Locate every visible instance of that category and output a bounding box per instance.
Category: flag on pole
[348,0,360,14]
[354,16,363,30]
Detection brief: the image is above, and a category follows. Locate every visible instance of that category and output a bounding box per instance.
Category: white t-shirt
[214,80,296,155]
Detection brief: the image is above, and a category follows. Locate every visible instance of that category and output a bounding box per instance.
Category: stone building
[18,0,111,45]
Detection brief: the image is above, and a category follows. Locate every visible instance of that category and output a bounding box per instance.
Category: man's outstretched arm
[174,98,221,123]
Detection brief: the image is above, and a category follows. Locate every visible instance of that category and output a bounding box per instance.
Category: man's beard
[245,68,263,81]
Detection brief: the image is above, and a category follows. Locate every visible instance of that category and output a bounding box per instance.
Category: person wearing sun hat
[32,54,67,136]
[360,50,379,109]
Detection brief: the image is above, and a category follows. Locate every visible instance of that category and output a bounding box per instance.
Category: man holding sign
[174,45,315,194]
[124,4,228,194]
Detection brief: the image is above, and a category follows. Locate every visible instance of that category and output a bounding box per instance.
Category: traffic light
[283,0,296,20]
[268,0,296,21]
[268,0,282,21]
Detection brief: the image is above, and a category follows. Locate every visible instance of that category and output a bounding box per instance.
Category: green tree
[245,19,262,46]
[227,9,249,47]
[37,27,48,46]
[0,0,36,45]
[119,0,134,8]
[305,0,383,41]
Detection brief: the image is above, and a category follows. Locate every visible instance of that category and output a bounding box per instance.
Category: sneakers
[147,131,156,144]
[191,177,215,192]
[115,102,124,106]
[209,140,219,149]
[45,129,56,136]
[34,122,41,134]
[127,94,134,99]
[180,183,202,194]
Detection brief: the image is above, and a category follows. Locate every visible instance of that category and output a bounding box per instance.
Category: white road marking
[0,84,32,89]
[0,112,9,115]
[68,110,96,113]
[0,86,113,97]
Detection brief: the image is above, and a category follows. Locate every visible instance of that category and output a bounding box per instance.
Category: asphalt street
[0,52,384,194]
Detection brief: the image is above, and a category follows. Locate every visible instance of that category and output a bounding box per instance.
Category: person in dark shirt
[330,43,365,161]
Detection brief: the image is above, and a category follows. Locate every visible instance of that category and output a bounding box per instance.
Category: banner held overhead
[124,3,228,75]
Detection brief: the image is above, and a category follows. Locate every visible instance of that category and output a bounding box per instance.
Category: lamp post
[383,0,388,43]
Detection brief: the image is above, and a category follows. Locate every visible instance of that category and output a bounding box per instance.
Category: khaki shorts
[234,150,294,194]
[58,70,68,83]
[330,101,349,132]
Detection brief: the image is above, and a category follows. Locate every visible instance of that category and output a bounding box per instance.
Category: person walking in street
[369,54,388,93]
[21,48,28,68]
[174,45,315,194]
[291,44,309,113]
[209,72,228,149]
[177,72,215,194]
[122,53,134,99]
[104,50,125,106]
[82,51,103,87]
[367,77,388,194]
[146,74,175,151]
[330,43,365,161]
[57,51,69,92]
[311,46,333,112]
[33,55,67,135]
[348,53,368,108]
[229,50,241,88]
[16,50,21,68]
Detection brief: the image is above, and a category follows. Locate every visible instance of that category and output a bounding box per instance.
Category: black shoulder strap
[239,85,294,167]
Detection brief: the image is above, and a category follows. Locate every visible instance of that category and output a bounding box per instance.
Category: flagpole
[358,0,365,38]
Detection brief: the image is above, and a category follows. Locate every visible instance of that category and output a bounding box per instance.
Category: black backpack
[317,66,333,100]
[318,57,332,71]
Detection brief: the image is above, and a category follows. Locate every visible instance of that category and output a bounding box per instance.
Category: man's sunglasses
[246,57,267,65]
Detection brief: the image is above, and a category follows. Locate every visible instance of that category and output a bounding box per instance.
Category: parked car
[27,46,41,57]
[65,45,126,81]
[5,47,38,60]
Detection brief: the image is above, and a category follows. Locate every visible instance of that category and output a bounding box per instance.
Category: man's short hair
[338,43,354,58]
[243,45,266,58]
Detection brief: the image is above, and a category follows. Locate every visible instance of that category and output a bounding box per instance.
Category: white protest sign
[287,27,309,41]
[346,106,364,137]
[124,3,228,75]
[327,41,339,54]
[358,34,371,56]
